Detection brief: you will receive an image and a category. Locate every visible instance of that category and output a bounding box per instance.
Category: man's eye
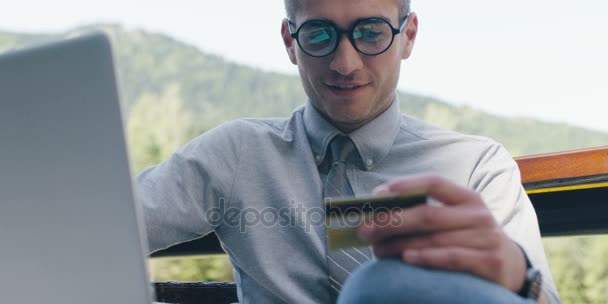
[354,29,383,42]
[306,29,331,44]
[362,31,382,40]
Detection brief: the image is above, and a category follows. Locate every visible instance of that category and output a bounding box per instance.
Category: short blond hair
[283,0,411,22]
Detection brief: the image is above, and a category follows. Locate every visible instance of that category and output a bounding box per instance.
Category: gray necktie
[323,135,373,302]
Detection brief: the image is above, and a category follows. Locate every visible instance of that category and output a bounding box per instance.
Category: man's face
[282,0,417,132]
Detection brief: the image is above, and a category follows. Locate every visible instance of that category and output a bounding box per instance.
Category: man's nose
[329,36,363,76]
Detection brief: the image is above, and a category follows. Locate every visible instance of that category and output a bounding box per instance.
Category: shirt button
[366,159,374,166]
[315,155,321,162]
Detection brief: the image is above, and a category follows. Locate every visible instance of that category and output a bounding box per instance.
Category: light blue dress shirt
[137,99,558,303]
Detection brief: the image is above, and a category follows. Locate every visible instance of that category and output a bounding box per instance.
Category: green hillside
[2,24,607,159]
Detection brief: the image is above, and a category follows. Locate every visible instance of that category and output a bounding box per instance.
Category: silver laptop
[0,33,154,304]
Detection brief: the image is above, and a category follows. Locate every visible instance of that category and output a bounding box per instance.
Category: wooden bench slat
[515,146,608,184]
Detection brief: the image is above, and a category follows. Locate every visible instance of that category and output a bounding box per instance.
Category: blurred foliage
[126,82,198,173]
[2,25,608,301]
[544,235,608,303]
[149,255,234,282]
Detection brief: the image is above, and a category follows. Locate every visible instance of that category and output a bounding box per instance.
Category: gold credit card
[325,193,427,250]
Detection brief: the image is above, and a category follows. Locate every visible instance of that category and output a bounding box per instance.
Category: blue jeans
[338,259,535,304]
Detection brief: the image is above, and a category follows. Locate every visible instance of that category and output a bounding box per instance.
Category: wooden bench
[152,146,608,303]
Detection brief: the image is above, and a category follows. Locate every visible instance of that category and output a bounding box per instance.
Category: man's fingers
[372,227,504,257]
[359,204,496,241]
[375,174,484,207]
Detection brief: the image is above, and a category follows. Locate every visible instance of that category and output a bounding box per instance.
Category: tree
[127,82,196,174]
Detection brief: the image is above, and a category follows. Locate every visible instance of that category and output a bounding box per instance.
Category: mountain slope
[1,24,606,156]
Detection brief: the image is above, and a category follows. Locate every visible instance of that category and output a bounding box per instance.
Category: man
[138,0,560,303]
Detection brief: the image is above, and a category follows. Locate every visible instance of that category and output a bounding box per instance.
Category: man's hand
[358,174,527,293]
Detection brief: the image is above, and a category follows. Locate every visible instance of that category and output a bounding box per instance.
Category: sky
[1,0,607,132]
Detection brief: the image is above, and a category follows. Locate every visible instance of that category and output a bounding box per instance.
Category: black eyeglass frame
[288,13,411,57]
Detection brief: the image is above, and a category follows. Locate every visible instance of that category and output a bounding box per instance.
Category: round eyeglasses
[288,14,410,57]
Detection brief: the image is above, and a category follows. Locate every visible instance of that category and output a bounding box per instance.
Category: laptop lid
[0,33,154,304]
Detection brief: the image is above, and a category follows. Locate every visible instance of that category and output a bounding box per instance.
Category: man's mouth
[330,84,362,90]
[326,82,368,96]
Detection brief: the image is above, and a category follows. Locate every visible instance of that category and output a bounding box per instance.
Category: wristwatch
[515,243,543,300]
[518,266,543,300]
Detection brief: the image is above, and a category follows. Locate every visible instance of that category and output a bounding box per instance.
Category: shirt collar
[303,96,402,170]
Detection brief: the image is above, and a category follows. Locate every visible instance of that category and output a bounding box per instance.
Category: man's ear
[400,12,418,60]
[281,19,298,65]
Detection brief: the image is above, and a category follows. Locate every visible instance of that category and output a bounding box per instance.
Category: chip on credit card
[325,193,427,250]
